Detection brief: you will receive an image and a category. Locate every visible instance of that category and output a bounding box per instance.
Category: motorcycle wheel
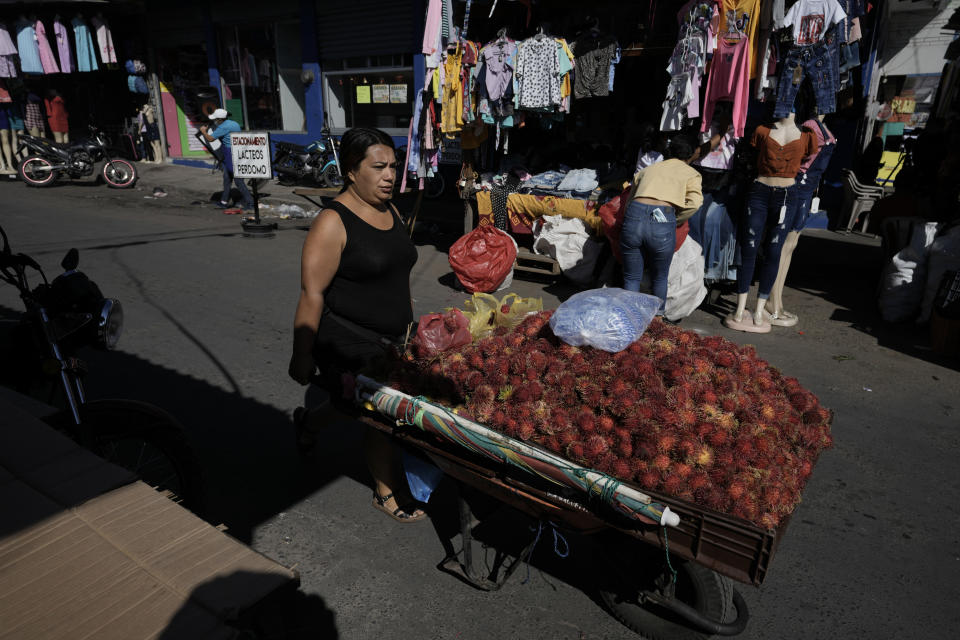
[53,399,205,515]
[102,159,138,188]
[320,164,343,189]
[18,156,58,187]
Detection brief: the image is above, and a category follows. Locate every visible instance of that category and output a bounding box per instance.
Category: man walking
[199,108,254,210]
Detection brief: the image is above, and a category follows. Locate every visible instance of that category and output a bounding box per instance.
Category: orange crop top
[751,126,819,179]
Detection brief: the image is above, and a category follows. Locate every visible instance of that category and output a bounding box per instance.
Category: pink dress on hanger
[35,20,61,74]
[91,16,116,64]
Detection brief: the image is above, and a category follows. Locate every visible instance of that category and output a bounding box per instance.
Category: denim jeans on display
[222,155,255,208]
[737,181,798,297]
[787,143,835,231]
[774,29,839,118]
[620,201,676,311]
[688,191,738,282]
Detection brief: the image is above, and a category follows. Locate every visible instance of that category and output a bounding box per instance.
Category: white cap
[209,108,228,120]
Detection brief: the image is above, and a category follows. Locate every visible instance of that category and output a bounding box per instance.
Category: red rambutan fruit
[585,435,610,458]
[467,351,484,371]
[727,479,747,501]
[678,438,698,459]
[652,454,672,471]
[688,470,710,491]
[720,395,738,412]
[656,433,678,453]
[693,444,714,468]
[558,429,578,446]
[638,470,661,489]
[463,370,484,390]
[696,422,715,439]
[615,437,633,458]
[692,358,712,376]
[673,462,693,479]
[527,350,549,373]
[662,474,686,496]
[566,442,585,461]
[707,429,730,449]
[759,513,779,530]
[576,408,597,434]
[598,415,616,434]
[517,420,536,441]
[612,458,632,480]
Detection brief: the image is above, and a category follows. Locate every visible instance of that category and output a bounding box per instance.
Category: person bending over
[622,134,703,313]
[199,108,254,211]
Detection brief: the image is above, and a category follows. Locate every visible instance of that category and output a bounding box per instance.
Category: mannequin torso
[757,114,800,187]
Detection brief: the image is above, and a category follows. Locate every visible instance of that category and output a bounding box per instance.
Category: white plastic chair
[841,169,885,232]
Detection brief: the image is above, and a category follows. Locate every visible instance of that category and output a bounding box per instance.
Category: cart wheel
[600,555,734,639]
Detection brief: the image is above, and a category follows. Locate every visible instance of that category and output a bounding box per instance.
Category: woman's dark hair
[339,127,395,186]
[664,133,697,160]
[638,122,657,153]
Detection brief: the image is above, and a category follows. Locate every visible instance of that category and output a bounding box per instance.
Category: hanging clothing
[24,100,44,131]
[481,39,516,102]
[515,35,562,109]
[15,18,44,74]
[718,0,761,77]
[783,0,846,46]
[53,19,73,73]
[0,23,17,78]
[35,21,60,74]
[91,16,116,64]
[570,35,618,98]
[44,96,68,133]
[73,17,98,72]
[696,124,738,171]
[700,34,750,138]
[441,44,464,134]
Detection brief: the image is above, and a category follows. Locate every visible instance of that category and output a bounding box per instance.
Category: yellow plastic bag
[494,292,543,330]
[460,292,499,339]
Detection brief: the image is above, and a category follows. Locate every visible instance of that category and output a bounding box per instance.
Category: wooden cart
[351,377,791,639]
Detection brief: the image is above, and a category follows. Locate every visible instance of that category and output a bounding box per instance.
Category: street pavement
[1,167,958,639]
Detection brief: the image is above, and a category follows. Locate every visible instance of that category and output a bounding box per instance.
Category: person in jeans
[199,108,254,210]
[622,134,703,313]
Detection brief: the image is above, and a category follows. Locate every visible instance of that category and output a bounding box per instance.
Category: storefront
[143,0,421,163]
[0,2,149,161]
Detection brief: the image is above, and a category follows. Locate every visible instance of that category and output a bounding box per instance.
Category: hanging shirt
[53,19,73,73]
[15,18,43,74]
[636,150,664,172]
[718,0,761,78]
[783,0,846,46]
[481,39,516,102]
[440,45,464,134]
[91,16,117,64]
[35,21,60,74]
[607,46,621,92]
[0,23,17,78]
[515,35,562,109]
[696,124,738,170]
[72,17,98,72]
[798,119,836,173]
[570,35,618,98]
[700,35,750,137]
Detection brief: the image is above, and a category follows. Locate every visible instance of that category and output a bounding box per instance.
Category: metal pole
[253,179,260,224]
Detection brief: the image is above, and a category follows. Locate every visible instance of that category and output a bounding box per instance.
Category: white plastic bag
[496,232,520,291]
[532,215,603,285]
[879,221,939,322]
[664,237,708,321]
[549,288,661,352]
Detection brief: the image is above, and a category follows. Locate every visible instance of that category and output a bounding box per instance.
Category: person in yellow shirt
[622,134,703,313]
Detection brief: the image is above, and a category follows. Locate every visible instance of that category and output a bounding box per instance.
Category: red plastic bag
[448,225,518,293]
[599,189,692,263]
[412,308,473,358]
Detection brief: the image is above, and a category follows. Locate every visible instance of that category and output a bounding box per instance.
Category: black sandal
[372,492,427,523]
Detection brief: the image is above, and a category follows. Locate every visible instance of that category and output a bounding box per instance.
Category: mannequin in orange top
[725,112,817,333]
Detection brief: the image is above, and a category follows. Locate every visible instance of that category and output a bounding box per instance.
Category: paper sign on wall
[372,84,390,104]
[356,86,371,104]
[390,84,407,103]
[230,131,272,179]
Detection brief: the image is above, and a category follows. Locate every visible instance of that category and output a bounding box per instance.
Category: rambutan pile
[385,312,833,530]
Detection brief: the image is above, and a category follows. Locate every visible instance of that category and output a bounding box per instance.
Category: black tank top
[323,200,418,337]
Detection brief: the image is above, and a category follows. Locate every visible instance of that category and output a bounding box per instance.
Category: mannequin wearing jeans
[765,115,835,326]
[725,113,816,333]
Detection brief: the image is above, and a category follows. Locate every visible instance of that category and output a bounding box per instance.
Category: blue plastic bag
[549,288,660,353]
[403,450,444,503]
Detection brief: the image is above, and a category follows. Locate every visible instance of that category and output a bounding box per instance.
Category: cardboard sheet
[0,393,297,639]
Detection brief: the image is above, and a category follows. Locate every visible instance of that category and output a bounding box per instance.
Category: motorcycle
[16,125,138,189]
[272,126,343,188]
[0,224,203,512]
